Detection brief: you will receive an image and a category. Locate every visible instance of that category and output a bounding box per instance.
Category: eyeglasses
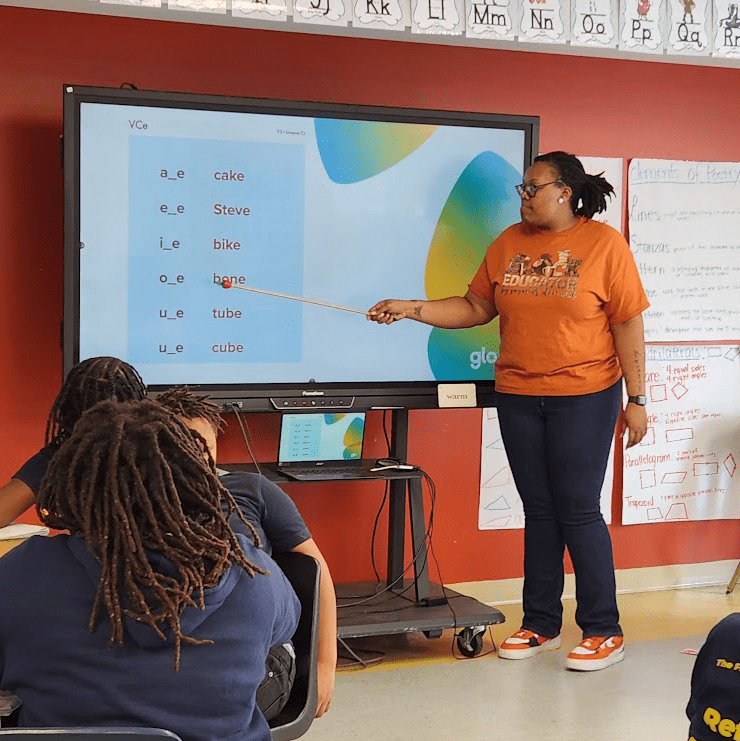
[515,180,563,198]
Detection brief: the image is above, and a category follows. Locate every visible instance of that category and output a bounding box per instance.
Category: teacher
[368,151,649,672]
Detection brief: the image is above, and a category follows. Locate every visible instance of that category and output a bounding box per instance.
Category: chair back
[0,730,181,741]
[0,555,320,741]
[269,551,320,741]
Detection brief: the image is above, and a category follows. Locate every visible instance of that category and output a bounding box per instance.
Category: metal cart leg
[727,561,740,594]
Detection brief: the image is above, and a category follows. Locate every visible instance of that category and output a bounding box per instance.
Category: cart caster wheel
[456,626,485,657]
[422,629,443,639]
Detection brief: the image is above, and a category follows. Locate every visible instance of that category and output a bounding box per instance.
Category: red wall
[2,4,739,584]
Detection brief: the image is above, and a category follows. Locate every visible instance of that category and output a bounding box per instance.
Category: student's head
[528,151,614,222]
[155,387,223,462]
[37,398,262,669]
[46,357,147,449]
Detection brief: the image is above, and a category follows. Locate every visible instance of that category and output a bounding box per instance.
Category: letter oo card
[571,0,618,46]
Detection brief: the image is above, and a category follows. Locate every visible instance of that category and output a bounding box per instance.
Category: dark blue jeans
[496,380,622,639]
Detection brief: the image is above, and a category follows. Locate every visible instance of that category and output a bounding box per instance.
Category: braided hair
[156,387,223,433]
[36,398,264,670]
[45,357,147,450]
[534,151,614,219]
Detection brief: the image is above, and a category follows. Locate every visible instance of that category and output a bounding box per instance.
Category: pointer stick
[220,279,367,315]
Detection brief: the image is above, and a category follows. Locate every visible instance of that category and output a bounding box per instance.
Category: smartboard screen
[63,86,538,410]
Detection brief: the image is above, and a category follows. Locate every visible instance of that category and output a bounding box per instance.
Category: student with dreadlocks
[0,399,299,741]
[0,356,147,528]
[156,387,337,720]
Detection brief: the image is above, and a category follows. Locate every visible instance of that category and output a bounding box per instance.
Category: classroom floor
[303,585,740,741]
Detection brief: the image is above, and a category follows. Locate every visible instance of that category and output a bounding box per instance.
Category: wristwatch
[628,395,647,406]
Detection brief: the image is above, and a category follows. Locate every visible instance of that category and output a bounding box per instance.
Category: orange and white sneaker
[498,629,561,660]
[566,635,625,671]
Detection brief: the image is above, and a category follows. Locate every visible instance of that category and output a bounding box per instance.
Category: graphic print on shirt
[501,250,582,298]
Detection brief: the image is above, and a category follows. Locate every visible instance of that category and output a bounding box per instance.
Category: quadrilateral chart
[622,344,740,524]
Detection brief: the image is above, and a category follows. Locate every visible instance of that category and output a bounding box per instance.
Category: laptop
[277,412,371,481]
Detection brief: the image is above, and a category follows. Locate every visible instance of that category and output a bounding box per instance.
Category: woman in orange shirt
[368,151,648,672]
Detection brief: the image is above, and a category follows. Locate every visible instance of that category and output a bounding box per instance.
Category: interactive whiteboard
[63,86,539,409]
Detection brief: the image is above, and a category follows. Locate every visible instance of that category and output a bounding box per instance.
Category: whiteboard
[628,159,740,343]
[622,344,740,524]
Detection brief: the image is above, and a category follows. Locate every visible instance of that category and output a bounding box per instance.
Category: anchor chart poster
[479,407,614,529]
[622,345,740,524]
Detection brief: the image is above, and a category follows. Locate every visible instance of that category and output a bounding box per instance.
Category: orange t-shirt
[468,218,649,396]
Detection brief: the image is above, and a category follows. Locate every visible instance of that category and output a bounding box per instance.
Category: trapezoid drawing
[665,503,689,521]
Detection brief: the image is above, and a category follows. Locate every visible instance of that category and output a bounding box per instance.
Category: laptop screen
[278,412,366,464]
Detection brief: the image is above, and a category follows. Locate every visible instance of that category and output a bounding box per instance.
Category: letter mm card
[571,0,618,46]
[466,0,518,40]
[620,0,666,51]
